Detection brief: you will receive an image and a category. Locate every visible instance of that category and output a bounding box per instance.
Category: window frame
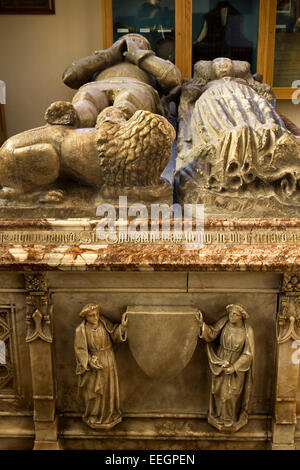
[258,0,298,99]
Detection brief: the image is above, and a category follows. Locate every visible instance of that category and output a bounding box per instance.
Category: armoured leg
[45,86,110,128]
[113,86,158,119]
[113,90,141,119]
[72,85,110,127]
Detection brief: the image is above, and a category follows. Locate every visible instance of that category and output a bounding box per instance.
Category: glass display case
[102,0,298,98]
[273,0,300,87]
[192,0,260,72]
[112,0,176,62]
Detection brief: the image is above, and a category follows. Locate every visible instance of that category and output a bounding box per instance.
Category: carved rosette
[25,273,48,293]
[282,273,300,293]
[24,273,52,343]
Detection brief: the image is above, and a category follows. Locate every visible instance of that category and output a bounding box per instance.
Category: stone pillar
[25,273,60,450]
[272,274,300,450]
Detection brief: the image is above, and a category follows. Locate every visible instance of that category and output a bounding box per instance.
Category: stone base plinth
[0,217,299,450]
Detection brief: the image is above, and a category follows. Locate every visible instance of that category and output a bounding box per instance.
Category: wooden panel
[175,0,192,79]
[258,0,299,98]
[257,0,268,76]
[259,0,277,85]
[273,87,297,100]
[102,0,113,49]
[266,0,277,86]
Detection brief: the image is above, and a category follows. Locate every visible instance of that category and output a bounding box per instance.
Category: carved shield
[126,306,199,381]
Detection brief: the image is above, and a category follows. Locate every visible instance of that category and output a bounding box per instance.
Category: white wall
[277,100,300,129]
[0,0,102,137]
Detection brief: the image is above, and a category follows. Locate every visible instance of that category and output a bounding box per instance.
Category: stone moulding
[0,218,299,272]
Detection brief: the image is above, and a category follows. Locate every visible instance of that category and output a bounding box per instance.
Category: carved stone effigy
[0,33,300,451]
[0,34,180,215]
[176,58,300,217]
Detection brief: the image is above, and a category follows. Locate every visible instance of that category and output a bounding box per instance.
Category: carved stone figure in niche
[176,57,300,217]
[196,304,254,432]
[0,34,180,203]
[74,303,128,430]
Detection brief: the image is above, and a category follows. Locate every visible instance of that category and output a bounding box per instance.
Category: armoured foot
[0,187,23,200]
[45,101,79,126]
[39,189,64,204]
[0,187,43,202]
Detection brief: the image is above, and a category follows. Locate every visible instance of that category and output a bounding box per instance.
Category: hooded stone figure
[197,304,254,432]
[74,303,128,430]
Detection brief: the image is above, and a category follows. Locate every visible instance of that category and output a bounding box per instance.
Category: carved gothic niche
[0,305,19,397]
[24,272,59,450]
[24,274,52,344]
[25,295,52,344]
[278,273,300,343]
[277,295,300,344]
[271,273,300,449]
